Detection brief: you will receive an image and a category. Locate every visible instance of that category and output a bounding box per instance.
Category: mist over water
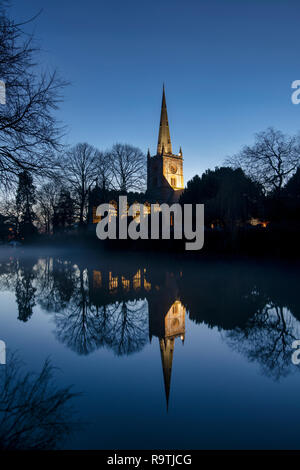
[0,247,300,449]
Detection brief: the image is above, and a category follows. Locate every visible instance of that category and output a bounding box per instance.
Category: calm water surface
[0,247,300,449]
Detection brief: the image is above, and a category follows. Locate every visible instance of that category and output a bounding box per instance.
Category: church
[88,86,184,227]
[147,85,184,203]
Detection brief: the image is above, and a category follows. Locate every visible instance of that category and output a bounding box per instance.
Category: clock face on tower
[169,164,177,174]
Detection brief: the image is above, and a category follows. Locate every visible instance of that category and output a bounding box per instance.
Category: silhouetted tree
[0,353,78,449]
[15,171,37,239]
[52,188,75,233]
[109,143,146,192]
[62,143,99,225]
[0,213,8,240]
[180,167,263,228]
[0,197,18,237]
[95,150,113,192]
[226,128,300,196]
[180,173,219,204]
[284,167,300,197]
[281,167,300,222]
[36,182,61,234]
[0,4,67,189]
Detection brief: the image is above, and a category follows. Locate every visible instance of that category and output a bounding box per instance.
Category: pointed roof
[159,337,175,411]
[157,85,172,155]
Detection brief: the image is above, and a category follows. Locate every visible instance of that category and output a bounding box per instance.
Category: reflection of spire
[159,337,175,410]
[158,300,186,411]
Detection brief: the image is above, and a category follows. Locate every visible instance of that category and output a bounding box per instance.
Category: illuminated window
[171,177,176,187]
[133,270,141,290]
[109,272,118,291]
[92,207,101,224]
[122,276,130,290]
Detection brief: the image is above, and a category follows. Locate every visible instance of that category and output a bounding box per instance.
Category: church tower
[147,86,184,203]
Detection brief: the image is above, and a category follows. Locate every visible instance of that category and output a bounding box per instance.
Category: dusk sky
[12,0,300,183]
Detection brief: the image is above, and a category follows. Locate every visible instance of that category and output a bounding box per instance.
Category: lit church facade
[88,86,184,227]
[147,85,184,203]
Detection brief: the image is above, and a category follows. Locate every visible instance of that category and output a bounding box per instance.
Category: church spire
[157,84,172,155]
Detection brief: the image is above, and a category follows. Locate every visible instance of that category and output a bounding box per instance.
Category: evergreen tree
[53,189,75,233]
[279,167,300,222]
[180,167,263,228]
[15,171,37,239]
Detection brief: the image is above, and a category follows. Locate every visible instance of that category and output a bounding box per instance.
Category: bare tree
[0,196,18,230]
[35,182,61,234]
[225,303,300,380]
[95,150,113,191]
[0,6,67,189]
[62,143,98,225]
[109,143,146,192]
[0,352,78,449]
[226,128,300,195]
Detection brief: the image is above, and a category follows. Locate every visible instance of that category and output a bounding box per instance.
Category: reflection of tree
[0,257,38,320]
[0,353,78,450]
[35,257,77,313]
[225,304,300,380]
[55,289,149,356]
[105,300,149,356]
[15,259,36,322]
[179,263,268,330]
[54,267,101,355]
[0,257,18,291]
[51,261,149,356]
[3,252,300,377]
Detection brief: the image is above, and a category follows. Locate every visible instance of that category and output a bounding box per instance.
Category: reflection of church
[90,266,185,409]
[148,272,185,409]
[154,300,185,409]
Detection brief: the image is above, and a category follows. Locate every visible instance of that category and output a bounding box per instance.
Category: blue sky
[11,0,300,183]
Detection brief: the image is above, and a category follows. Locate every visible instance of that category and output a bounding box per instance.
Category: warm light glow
[133,270,141,290]
[93,270,102,288]
[165,300,186,339]
[92,207,101,224]
[109,272,118,291]
[144,279,151,291]
[121,276,130,290]
[249,218,269,228]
